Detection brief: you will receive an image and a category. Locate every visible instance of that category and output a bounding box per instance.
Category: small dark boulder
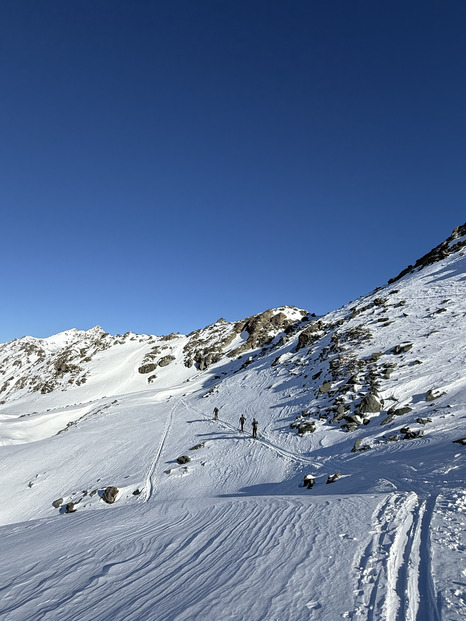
[342,422,359,433]
[176,455,191,465]
[326,472,342,484]
[297,421,316,435]
[65,502,77,513]
[417,417,432,425]
[401,428,424,440]
[352,439,371,453]
[393,343,413,355]
[319,382,332,395]
[359,393,382,414]
[102,486,119,504]
[381,414,395,426]
[52,498,64,508]
[158,355,175,368]
[452,437,466,445]
[189,443,205,451]
[392,406,412,416]
[425,389,446,402]
[138,363,157,374]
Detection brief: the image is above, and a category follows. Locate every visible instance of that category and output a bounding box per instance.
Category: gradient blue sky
[1,0,465,342]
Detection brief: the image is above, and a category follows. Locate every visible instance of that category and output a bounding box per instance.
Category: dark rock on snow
[101,486,119,504]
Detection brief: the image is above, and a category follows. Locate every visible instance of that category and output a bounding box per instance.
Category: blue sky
[1,1,465,342]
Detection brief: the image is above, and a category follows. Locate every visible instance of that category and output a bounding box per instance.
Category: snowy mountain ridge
[0,224,465,620]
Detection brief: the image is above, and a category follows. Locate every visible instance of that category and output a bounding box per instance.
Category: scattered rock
[393,343,413,355]
[101,486,119,504]
[401,427,424,440]
[132,489,141,496]
[425,389,446,402]
[189,443,205,451]
[65,502,77,513]
[176,456,191,465]
[52,498,64,508]
[381,414,395,426]
[326,473,341,484]
[297,421,316,435]
[351,439,371,452]
[359,393,382,414]
[158,355,175,368]
[138,363,157,374]
[319,382,332,395]
[389,224,466,283]
[389,406,412,416]
[417,417,432,425]
[452,438,466,445]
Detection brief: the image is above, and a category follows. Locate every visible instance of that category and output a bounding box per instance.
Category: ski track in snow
[181,396,318,469]
[141,399,177,502]
[349,492,441,621]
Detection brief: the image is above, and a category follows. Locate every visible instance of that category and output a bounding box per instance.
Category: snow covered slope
[0,225,465,620]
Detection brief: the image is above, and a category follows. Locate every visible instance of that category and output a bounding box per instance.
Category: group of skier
[213,407,258,438]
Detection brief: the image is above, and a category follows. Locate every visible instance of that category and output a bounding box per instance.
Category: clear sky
[1,0,465,342]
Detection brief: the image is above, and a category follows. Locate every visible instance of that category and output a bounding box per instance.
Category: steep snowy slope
[0,225,465,620]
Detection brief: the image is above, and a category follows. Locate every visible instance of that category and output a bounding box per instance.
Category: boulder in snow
[101,486,119,504]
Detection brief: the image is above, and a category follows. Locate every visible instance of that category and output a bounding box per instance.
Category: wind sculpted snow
[0,229,465,620]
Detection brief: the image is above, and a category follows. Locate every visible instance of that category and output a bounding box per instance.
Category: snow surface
[0,249,465,620]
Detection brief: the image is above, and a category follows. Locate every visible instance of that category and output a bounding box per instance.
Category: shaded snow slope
[0,227,465,620]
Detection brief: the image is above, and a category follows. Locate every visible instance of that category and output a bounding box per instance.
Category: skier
[252,418,258,439]
[239,414,246,432]
[213,407,219,421]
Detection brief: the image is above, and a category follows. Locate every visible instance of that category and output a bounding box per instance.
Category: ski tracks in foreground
[350,492,439,621]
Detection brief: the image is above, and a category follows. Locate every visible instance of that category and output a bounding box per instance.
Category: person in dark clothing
[213,407,219,420]
[252,418,258,438]
[239,415,246,432]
